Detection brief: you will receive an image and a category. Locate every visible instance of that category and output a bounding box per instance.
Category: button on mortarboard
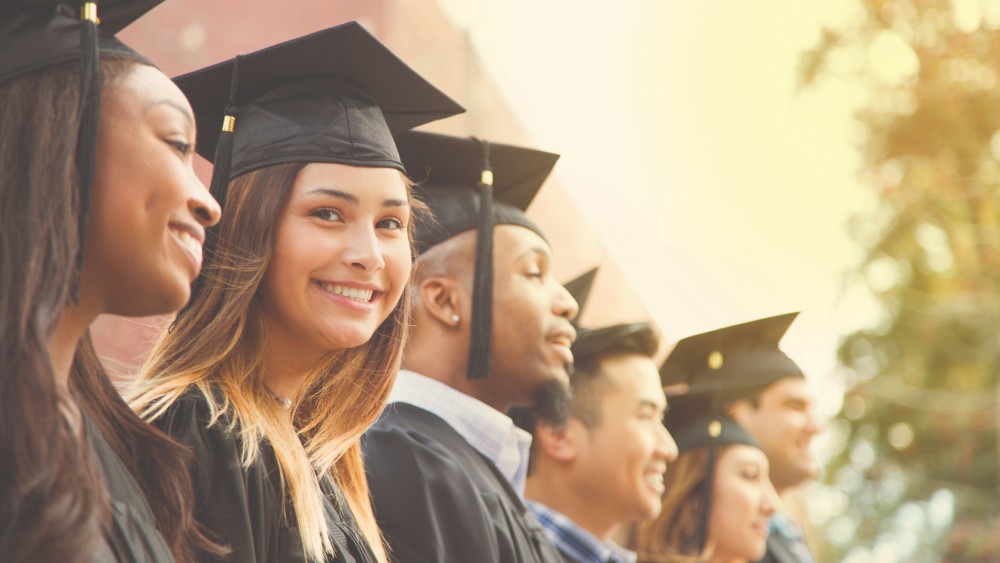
[397,131,559,379]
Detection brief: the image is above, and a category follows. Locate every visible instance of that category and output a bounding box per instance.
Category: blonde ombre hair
[129,162,416,563]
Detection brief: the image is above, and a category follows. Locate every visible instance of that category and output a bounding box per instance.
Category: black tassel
[71,1,101,303]
[175,55,241,326]
[467,139,494,379]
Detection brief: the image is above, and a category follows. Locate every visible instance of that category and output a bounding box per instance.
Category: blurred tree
[801,0,1000,560]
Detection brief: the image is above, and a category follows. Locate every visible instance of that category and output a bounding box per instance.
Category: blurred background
[95,0,1000,560]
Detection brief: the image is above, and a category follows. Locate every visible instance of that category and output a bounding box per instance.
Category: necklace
[264,385,292,410]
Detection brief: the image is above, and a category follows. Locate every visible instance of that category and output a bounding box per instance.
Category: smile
[169,227,203,271]
[316,281,377,303]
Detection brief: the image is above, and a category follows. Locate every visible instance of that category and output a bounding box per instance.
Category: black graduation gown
[155,390,376,563]
[362,402,563,563]
[753,535,801,563]
[85,413,176,563]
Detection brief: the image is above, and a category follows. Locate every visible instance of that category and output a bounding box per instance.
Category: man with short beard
[514,321,679,563]
[362,132,577,563]
[661,313,823,563]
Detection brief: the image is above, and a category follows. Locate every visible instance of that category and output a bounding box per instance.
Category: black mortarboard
[563,267,597,329]
[174,21,465,209]
[660,312,803,400]
[1,0,162,298]
[397,131,559,379]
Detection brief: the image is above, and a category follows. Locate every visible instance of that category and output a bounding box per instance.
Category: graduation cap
[1,0,163,298]
[659,315,796,556]
[660,312,803,401]
[173,21,466,210]
[563,267,597,329]
[396,131,559,379]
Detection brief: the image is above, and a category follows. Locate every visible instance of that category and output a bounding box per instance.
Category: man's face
[728,377,822,491]
[569,354,679,525]
[487,225,578,402]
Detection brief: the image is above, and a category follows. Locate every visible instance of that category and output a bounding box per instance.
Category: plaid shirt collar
[387,370,532,494]
[526,500,637,563]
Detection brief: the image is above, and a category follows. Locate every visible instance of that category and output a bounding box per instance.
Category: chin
[323,324,381,350]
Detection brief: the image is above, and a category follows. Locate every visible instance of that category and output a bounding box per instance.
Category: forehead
[597,353,666,407]
[105,64,192,116]
[761,377,812,404]
[492,224,552,262]
[291,162,407,198]
[718,443,768,470]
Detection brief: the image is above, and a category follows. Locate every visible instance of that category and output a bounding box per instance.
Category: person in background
[631,411,777,563]
[515,313,679,563]
[0,1,223,560]
[128,23,462,563]
[656,313,822,563]
[363,131,576,562]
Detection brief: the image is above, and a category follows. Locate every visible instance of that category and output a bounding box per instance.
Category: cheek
[383,240,412,297]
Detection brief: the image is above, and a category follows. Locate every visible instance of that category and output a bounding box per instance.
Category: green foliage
[804,0,1000,560]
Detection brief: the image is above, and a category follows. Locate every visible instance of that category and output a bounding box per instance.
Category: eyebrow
[515,245,552,262]
[149,99,194,125]
[638,399,666,412]
[306,187,409,208]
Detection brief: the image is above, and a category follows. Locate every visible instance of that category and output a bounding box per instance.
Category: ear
[535,419,583,463]
[418,275,465,329]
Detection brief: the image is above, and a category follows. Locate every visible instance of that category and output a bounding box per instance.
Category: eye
[167,139,194,156]
[377,217,405,230]
[311,208,342,222]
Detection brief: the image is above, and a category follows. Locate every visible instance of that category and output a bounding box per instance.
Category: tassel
[467,139,494,379]
[71,1,101,303]
[174,55,241,326]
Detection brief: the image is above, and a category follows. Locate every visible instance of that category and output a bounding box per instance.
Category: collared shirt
[768,511,815,563]
[526,500,637,563]
[386,369,533,494]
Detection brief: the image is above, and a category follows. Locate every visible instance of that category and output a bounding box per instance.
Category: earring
[450,314,460,323]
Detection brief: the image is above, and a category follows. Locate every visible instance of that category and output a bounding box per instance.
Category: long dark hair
[0,56,210,562]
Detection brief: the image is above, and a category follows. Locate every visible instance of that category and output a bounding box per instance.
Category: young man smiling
[661,313,823,563]
[362,132,577,563]
[515,322,679,563]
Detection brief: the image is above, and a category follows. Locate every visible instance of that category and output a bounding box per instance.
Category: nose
[188,174,221,227]
[760,479,779,517]
[656,424,679,463]
[341,223,385,272]
[552,280,579,320]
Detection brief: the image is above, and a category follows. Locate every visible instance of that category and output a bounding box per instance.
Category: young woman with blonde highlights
[631,424,777,563]
[127,23,463,563]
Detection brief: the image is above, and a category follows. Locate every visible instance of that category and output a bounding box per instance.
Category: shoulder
[364,403,479,479]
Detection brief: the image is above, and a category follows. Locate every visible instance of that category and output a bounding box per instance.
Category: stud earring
[450,314,460,323]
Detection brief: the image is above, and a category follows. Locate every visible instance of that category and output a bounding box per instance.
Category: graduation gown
[155,390,376,563]
[86,413,175,563]
[362,402,563,563]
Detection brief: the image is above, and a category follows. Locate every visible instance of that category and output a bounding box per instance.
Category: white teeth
[173,229,202,261]
[319,282,374,303]
[645,472,665,490]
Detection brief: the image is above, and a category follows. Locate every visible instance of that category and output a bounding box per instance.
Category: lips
[168,223,204,273]
[644,463,667,493]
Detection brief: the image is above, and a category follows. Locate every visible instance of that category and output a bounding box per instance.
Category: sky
[433,1,885,422]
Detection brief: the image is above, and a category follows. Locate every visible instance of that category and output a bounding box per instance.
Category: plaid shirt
[526,500,637,563]
[768,511,816,563]
[386,370,533,494]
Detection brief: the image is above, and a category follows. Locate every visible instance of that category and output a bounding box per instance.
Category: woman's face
[260,162,412,356]
[84,64,221,316]
[707,444,777,562]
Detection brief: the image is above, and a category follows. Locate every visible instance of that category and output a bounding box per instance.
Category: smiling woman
[0,1,222,562]
[127,22,463,563]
